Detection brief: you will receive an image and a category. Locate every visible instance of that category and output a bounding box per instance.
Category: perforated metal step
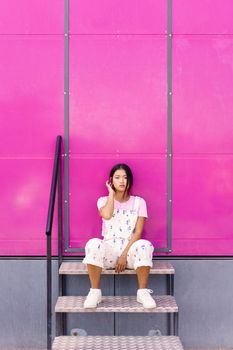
[55,295,178,313]
[53,335,184,350]
[59,261,175,275]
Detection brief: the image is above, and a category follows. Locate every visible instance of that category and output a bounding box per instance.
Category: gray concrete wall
[0,258,232,348]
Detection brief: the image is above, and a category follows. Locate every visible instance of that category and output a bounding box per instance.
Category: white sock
[90,288,101,291]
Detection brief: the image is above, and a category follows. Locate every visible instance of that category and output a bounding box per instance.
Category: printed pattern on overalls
[82,196,154,270]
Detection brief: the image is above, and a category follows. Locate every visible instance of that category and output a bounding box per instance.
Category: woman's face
[111,169,129,193]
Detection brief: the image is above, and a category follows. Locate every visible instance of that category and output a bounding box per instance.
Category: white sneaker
[137,288,157,308]
[83,288,102,308]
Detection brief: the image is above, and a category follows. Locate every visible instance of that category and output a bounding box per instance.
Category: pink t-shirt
[97,195,148,218]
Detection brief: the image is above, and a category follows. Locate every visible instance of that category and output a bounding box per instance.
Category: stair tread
[59,261,175,275]
[55,295,178,313]
[53,336,183,350]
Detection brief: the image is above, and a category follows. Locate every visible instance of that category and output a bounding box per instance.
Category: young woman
[82,163,156,309]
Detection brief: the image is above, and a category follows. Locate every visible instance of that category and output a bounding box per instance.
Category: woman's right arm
[99,180,115,220]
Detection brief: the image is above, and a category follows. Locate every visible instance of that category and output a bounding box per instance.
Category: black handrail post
[47,234,52,350]
[46,136,62,350]
[58,161,63,268]
[57,151,66,335]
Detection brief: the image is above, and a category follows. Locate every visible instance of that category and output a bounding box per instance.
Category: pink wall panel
[173,0,233,34]
[171,239,233,256]
[0,159,60,256]
[69,35,167,154]
[70,0,167,34]
[0,36,64,157]
[1,1,232,256]
[0,0,64,34]
[173,37,233,154]
[172,156,233,255]
[69,157,167,252]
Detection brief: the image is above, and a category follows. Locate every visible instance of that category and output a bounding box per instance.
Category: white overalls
[82,196,154,270]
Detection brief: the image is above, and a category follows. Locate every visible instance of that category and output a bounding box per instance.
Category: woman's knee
[85,238,103,250]
[131,239,154,250]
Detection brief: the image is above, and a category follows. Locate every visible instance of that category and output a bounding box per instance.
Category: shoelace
[147,289,153,294]
[139,289,153,294]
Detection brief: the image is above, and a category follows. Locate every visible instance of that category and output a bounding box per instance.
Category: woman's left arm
[115,216,145,272]
[121,217,145,257]
[115,217,145,272]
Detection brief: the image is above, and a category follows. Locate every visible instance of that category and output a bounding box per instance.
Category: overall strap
[134,196,141,214]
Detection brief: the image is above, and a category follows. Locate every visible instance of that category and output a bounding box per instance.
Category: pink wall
[0,0,64,255]
[0,0,233,256]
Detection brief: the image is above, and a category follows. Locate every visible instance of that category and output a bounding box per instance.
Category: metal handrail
[46,135,62,350]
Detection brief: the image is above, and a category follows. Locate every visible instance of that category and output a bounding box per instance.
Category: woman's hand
[106,180,115,195]
[115,254,127,273]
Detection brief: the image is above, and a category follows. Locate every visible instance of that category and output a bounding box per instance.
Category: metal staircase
[52,262,183,350]
[46,136,184,350]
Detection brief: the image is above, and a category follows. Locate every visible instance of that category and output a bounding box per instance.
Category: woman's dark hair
[109,163,133,195]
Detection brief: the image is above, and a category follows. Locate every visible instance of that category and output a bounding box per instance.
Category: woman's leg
[82,238,105,288]
[126,239,154,288]
[83,238,120,308]
[126,239,156,308]
[83,238,119,288]
[136,266,150,288]
[86,264,102,288]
